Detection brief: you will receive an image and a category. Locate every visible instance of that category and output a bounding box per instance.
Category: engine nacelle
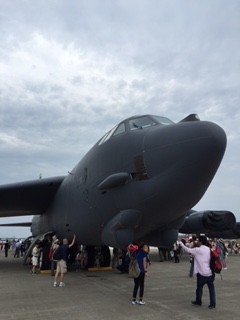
[180,210,236,234]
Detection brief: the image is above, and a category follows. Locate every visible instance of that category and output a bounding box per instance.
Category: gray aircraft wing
[0,176,65,217]
[0,222,32,227]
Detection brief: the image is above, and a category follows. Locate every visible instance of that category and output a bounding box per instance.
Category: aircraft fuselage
[33,114,227,248]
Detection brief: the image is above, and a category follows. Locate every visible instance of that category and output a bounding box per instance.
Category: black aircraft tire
[99,245,111,267]
[85,245,95,269]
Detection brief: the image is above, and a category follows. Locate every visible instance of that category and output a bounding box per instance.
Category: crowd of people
[157,236,231,270]
[0,238,31,258]
[0,234,237,309]
[111,236,231,308]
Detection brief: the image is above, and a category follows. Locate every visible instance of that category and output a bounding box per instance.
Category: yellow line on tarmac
[88,267,112,272]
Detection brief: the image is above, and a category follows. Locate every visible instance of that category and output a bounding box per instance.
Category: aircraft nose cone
[143,120,226,202]
[144,120,226,174]
[188,121,227,172]
[202,121,227,157]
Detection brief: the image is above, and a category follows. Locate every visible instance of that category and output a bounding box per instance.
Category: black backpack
[52,245,63,260]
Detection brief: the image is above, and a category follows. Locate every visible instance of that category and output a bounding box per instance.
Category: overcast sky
[0,0,239,238]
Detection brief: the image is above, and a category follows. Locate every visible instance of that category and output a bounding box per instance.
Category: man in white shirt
[179,235,216,309]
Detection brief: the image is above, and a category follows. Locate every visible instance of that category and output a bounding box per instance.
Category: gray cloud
[0,0,239,238]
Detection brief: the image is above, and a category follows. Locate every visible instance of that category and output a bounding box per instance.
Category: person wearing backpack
[179,235,216,309]
[130,244,149,305]
[49,237,60,276]
[53,234,76,287]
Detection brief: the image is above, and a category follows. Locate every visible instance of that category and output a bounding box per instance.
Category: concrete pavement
[0,248,239,320]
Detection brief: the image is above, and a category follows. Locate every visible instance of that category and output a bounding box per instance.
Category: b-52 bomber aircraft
[0,113,227,267]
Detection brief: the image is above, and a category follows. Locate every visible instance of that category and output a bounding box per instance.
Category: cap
[127,244,139,252]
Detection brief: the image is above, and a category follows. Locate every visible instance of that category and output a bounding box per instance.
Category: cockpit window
[98,123,126,145]
[151,115,174,125]
[98,115,173,145]
[129,116,157,130]
[129,115,173,131]
[113,123,125,136]
[98,125,117,145]
[129,116,158,130]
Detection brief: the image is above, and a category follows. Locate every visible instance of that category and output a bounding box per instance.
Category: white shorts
[32,256,38,266]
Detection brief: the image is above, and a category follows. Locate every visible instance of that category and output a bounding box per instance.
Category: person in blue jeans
[131,244,149,305]
[179,235,216,309]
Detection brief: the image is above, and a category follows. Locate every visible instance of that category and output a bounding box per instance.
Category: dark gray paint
[0,114,227,248]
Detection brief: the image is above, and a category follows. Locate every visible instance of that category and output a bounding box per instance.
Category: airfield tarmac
[0,249,240,320]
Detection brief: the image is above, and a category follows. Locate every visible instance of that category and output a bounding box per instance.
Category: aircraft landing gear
[84,245,111,269]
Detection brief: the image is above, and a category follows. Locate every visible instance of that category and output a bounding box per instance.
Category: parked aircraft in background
[0,113,227,267]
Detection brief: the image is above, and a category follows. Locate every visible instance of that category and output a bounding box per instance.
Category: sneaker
[59,282,65,287]
[131,300,137,305]
[191,301,201,306]
[139,300,146,305]
[53,282,58,287]
[208,305,216,309]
